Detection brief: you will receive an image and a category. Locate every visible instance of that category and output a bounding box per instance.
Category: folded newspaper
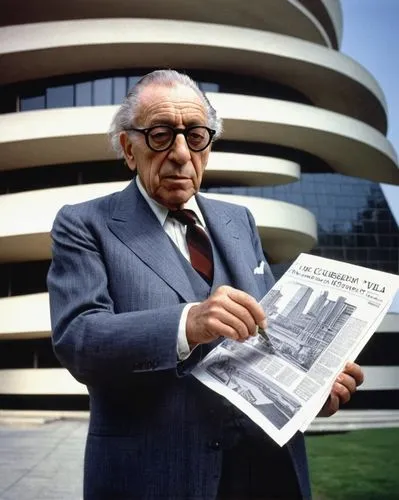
[192,253,399,446]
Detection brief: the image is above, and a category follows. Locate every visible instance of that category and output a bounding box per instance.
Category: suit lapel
[197,195,261,300]
[107,180,197,302]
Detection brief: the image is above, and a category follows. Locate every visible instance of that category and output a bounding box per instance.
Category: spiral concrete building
[0,0,398,429]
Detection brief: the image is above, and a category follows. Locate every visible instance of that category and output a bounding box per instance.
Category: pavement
[0,418,87,500]
[2,410,398,500]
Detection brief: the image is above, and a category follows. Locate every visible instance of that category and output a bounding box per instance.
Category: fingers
[320,362,365,418]
[186,286,267,346]
[213,287,266,340]
[332,378,353,405]
[330,362,364,407]
[342,362,364,387]
[216,286,267,330]
[202,312,250,342]
[319,393,340,417]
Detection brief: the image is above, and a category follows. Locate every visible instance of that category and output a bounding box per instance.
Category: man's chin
[157,189,196,210]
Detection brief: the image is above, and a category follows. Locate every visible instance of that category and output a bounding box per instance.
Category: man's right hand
[186,286,267,347]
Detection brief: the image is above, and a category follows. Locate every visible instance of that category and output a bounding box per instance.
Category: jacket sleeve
[47,204,196,386]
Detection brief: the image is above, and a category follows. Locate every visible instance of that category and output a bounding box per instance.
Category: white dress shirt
[136,176,206,360]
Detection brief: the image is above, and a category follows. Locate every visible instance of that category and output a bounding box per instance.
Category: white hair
[108,69,223,158]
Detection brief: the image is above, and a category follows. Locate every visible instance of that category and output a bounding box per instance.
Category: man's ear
[119,131,137,172]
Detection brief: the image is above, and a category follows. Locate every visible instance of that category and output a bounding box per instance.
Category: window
[113,77,127,104]
[93,78,112,105]
[46,85,74,108]
[128,76,140,91]
[200,82,219,92]
[76,81,92,106]
[20,95,45,111]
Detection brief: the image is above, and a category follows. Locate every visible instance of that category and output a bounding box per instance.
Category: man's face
[120,84,211,210]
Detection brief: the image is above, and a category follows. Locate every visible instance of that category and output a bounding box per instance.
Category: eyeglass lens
[148,126,211,151]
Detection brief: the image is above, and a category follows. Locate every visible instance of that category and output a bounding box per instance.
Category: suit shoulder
[198,194,249,217]
[55,189,120,222]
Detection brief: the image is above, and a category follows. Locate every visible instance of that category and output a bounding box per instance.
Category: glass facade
[206,173,399,277]
[0,69,312,114]
[0,160,129,195]
[0,260,50,298]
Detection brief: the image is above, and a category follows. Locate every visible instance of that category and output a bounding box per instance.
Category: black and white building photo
[262,284,362,371]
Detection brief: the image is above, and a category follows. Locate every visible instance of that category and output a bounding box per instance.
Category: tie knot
[169,209,197,226]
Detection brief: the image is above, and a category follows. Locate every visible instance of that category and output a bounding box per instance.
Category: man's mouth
[162,175,191,183]
[165,175,190,179]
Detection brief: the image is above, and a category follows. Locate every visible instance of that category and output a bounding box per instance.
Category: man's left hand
[319,362,364,417]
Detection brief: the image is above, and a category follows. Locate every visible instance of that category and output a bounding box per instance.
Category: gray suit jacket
[47,179,311,499]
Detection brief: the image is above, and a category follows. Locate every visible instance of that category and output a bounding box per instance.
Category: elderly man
[47,69,364,500]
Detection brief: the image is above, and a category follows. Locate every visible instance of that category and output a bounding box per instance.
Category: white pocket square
[253,261,265,275]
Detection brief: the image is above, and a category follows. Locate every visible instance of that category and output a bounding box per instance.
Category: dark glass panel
[46,85,74,108]
[36,338,62,368]
[93,78,112,105]
[75,81,92,106]
[128,76,140,92]
[80,160,131,184]
[377,221,391,233]
[9,260,51,296]
[379,208,394,221]
[20,94,45,111]
[0,86,17,113]
[385,262,398,273]
[269,262,291,281]
[200,82,220,92]
[0,264,10,297]
[0,338,62,369]
[0,163,79,194]
[0,340,35,368]
[113,77,127,104]
[343,390,399,410]
[355,249,367,261]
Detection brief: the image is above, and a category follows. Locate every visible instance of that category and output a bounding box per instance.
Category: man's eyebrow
[148,119,207,128]
[185,120,207,127]
[148,119,174,127]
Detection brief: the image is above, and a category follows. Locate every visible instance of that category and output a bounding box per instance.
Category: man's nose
[168,134,191,165]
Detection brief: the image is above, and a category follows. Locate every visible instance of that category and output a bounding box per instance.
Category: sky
[340,0,399,310]
[340,0,399,215]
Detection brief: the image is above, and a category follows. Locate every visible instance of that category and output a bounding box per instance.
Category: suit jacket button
[209,440,221,450]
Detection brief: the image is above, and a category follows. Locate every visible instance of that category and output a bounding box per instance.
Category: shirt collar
[136,175,206,227]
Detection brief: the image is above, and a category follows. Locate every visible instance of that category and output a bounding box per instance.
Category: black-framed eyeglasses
[125,125,216,152]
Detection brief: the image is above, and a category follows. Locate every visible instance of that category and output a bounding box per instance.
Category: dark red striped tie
[169,209,214,284]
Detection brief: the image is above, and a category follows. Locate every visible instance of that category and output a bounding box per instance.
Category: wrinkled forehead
[134,83,208,127]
